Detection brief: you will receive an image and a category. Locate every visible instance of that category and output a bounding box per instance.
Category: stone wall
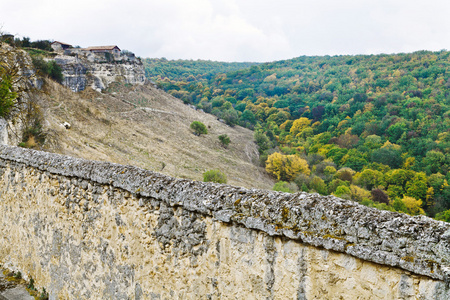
[0,145,449,299]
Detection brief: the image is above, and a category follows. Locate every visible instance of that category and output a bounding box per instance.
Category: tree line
[145,51,450,221]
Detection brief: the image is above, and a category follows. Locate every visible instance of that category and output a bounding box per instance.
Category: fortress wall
[0,145,449,299]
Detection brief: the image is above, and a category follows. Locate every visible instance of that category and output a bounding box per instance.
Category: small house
[51,41,72,52]
[84,46,121,56]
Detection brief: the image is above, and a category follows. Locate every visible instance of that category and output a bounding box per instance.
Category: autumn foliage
[265,152,310,181]
[145,51,450,221]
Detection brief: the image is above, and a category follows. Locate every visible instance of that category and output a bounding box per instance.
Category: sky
[2,0,450,62]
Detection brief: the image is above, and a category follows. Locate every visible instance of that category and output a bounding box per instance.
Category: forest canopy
[144,51,450,221]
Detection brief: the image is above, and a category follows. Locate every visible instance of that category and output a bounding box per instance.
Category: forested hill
[143,58,258,82]
[145,51,450,221]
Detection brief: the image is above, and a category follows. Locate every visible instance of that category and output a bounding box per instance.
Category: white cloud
[2,0,450,61]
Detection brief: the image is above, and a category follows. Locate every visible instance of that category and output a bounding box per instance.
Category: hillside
[37,80,273,190]
[143,58,259,82]
[145,51,450,220]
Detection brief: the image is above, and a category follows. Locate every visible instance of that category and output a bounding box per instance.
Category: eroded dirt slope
[39,81,274,190]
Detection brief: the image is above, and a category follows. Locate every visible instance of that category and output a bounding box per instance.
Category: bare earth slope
[39,81,274,190]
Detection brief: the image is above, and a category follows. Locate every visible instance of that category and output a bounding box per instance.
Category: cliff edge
[53,47,146,92]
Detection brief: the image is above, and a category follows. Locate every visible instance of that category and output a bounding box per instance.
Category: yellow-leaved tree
[401,196,425,216]
[266,152,310,181]
[289,117,311,137]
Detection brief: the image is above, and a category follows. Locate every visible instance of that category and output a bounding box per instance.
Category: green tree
[47,60,63,83]
[241,109,256,125]
[273,181,298,193]
[254,130,272,153]
[221,109,239,126]
[327,147,348,166]
[203,169,227,184]
[327,178,349,194]
[405,172,427,201]
[31,57,64,83]
[0,74,17,118]
[218,134,231,148]
[341,149,368,171]
[385,169,414,189]
[423,150,447,175]
[309,176,327,195]
[190,121,208,135]
[333,185,351,198]
[356,169,384,190]
[371,148,402,169]
[435,209,450,222]
[428,173,448,193]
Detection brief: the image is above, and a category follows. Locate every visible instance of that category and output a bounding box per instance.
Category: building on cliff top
[51,41,72,52]
[84,45,121,55]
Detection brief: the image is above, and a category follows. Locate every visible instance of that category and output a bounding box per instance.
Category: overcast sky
[2,0,450,62]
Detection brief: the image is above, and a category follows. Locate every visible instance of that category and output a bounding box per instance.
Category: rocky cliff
[54,49,146,92]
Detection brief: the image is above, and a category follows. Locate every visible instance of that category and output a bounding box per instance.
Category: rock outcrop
[54,49,146,92]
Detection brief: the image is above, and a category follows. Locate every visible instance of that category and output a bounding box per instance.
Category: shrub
[327,178,349,194]
[333,185,351,198]
[350,185,371,202]
[0,74,17,118]
[435,209,450,222]
[218,134,231,148]
[309,176,327,195]
[47,61,63,83]
[294,173,311,191]
[21,119,45,148]
[273,181,298,193]
[254,130,272,153]
[334,167,355,183]
[371,188,389,204]
[31,57,63,83]
[221,109,239,126]
[203,169,227,184]
[190,121,208,135]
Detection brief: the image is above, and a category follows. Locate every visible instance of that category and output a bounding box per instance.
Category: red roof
[51,41,72,47]
[85,46,121,51]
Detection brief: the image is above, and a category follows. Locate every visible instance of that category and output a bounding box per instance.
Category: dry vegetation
[38,80,274,190]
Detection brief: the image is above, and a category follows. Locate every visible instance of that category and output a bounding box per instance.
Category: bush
[350,185,371,202]
[334,167,355,183]
[327,178,349,194]
[31,57,63,83]
[435,209,450,222]
[218,134,231,148]
[221,109,239,126]
[371,188,389,204]
[333,185,351,198]
[47,61,63,83]
[273,181,298,193]
[203,169,227,184]
[0,74,17,118]
[190,121,208,135]
[294,173,311,191]
[309,176,327,195]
